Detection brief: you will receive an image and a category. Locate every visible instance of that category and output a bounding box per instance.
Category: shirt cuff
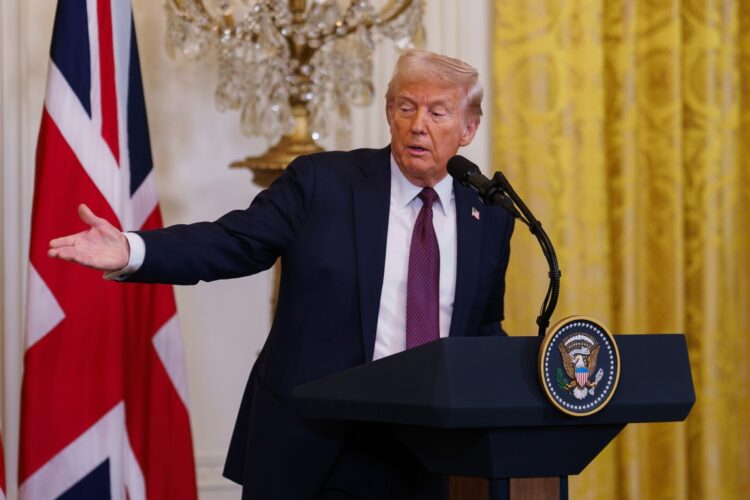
[103,232,146,281]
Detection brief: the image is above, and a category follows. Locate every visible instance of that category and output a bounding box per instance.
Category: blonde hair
[385,50,483,124]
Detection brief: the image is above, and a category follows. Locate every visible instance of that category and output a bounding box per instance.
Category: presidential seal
[539,316,620,417]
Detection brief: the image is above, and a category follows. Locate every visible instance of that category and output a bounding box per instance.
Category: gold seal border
[538,315,622,417]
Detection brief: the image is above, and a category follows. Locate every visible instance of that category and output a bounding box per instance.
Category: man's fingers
[47,246,80,263]
[49,235,78,248]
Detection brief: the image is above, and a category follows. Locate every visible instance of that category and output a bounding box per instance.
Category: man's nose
[410,108,427,134]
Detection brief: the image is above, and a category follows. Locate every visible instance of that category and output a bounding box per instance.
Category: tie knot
[418,187,439,209]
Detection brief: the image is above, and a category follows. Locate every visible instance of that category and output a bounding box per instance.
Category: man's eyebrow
[396,95,417,104]
[429,100,451,108]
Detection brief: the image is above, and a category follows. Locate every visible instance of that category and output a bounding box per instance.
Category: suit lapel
[353,147,391,361]
[449,182,484,338]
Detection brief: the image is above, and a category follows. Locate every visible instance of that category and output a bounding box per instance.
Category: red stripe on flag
[97,0,120,164]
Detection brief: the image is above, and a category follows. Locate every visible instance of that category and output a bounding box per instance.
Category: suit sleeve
[127,155,316,285]
[477,213,515,337]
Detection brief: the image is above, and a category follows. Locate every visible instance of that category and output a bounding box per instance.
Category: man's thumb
[78,203,104,227]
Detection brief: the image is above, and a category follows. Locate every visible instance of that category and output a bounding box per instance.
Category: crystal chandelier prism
[165,0,424,179]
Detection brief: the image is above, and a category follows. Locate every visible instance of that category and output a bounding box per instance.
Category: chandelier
[165,0,424,182]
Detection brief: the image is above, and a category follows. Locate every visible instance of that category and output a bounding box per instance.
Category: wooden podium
[293,335,695,500]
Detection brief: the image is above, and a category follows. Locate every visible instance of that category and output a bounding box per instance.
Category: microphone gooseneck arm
[491,172,561,337]
[447,156,560,337]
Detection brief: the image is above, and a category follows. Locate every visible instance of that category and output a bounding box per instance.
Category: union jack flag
[20,0,197,498]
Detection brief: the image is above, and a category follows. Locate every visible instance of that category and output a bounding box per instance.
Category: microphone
[447,155,561,337]
[447,156,522,219]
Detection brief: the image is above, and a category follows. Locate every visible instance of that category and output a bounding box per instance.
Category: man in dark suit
[49,50,514,499]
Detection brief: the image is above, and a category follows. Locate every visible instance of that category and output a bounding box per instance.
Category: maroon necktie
[406,187,440,349]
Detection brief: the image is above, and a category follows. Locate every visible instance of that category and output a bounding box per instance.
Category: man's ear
[459,118,479,147]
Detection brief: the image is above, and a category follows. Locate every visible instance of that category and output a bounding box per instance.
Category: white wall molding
[2,1,33,498]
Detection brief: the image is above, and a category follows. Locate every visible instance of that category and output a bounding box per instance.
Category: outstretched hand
[48,204,130,271]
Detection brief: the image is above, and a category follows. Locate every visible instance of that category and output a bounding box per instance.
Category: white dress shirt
[372,156,457,360]
[111,154,458,361]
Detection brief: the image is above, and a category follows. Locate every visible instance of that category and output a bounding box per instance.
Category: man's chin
[399,165,446,187]
[401,157,437,172]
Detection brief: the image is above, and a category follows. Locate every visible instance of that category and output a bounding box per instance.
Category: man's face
[388,80,478,187]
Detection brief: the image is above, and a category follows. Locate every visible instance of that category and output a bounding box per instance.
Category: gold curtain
[491,0,750,499]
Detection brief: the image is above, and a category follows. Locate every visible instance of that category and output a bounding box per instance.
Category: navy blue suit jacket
[130,146,514,498]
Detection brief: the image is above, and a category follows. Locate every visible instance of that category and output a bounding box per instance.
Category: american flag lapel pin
[471,207,480,220]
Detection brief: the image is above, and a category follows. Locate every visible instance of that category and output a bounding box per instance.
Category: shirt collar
[390,154,453,215]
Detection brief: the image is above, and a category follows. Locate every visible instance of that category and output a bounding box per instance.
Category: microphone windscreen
[447,155,479,181]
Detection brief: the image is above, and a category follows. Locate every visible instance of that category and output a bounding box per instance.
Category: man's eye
[400,106,414,113]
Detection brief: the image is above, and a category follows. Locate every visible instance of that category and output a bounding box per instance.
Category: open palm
[48,204,129,271]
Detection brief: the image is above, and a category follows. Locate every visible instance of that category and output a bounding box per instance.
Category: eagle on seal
[559,333,603,400]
